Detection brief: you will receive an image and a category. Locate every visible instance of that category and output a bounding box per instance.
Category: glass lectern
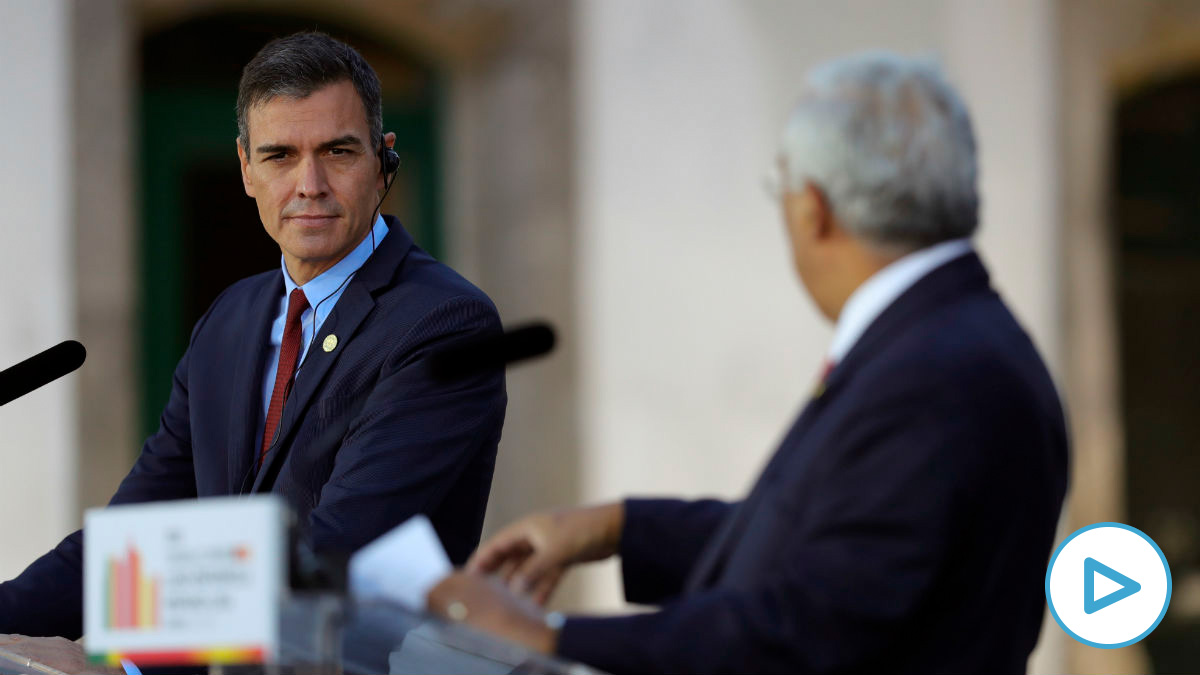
[0,594,604,675]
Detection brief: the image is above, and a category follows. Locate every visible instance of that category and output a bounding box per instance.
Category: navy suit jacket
[0,217,507,639]
[557,252,1068,674]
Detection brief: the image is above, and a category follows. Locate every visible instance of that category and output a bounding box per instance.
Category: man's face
[237,80,383,284]
[781,178,839,322]
[775,158,816,284]
[782,188,816,285]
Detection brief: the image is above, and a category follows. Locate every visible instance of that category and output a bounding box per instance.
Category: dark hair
[236,31,382,153]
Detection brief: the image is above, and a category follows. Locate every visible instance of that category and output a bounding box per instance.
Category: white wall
[574,0,945,608]
[574,0,955,502]
[0,0,77,579]
[945,0,1062,375]
[572,1,1063,669]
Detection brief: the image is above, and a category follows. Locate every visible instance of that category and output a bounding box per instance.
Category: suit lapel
[683,252,993,592]
[227,273,283,493]
[251,218,414,493]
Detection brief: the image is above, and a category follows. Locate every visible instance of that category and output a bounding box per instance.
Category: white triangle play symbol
[1093,569,1122,600]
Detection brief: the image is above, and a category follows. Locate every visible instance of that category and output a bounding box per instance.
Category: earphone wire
[298,145,399,372]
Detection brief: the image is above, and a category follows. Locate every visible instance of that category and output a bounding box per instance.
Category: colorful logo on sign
[106,544,161,631]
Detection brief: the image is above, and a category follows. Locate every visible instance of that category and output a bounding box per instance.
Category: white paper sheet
[348,515,452,610]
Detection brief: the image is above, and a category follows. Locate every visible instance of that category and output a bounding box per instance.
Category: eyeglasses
[763,155,789,201]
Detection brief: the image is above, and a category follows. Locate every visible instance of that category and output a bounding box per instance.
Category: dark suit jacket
[557,252,1068,674]
[0,217,507,639]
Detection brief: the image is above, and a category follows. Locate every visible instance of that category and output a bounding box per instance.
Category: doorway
[1115,69,1200,672]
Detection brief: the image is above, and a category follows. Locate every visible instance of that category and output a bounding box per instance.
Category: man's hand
[427,572,558,654]
[467,502,625,605]
[0,634,122,674]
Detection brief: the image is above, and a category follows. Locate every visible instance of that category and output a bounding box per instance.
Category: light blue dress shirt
[257,216,388,451]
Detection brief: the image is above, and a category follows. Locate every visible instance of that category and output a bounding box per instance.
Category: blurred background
[1,0,1198,672]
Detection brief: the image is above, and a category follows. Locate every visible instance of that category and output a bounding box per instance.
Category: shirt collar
[281,215,388,302]
[828,238,973,363]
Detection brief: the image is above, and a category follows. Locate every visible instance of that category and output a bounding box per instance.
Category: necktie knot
[819,358,836,384]
[286,288,309,324]
[813,358,836,399]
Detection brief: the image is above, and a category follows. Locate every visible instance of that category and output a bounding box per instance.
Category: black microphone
[288,524,350,592]
[0,340,87,406]
[429,321,556,380]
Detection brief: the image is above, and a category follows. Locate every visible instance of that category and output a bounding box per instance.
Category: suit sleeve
[619,498,734,605]
[0,304,213,639]
[306,295,506,562]
[557,402,974,674]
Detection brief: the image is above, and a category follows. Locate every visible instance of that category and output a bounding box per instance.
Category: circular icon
[1045,522,1171,648]
[322,334,338,353]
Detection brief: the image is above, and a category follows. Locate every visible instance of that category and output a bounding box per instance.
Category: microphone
[289,524,349,592]
[0,340,87,406]
[429,322,556,380]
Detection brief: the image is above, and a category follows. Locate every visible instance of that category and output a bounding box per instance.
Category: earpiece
[380,146,400,179]
[366,143,400,262]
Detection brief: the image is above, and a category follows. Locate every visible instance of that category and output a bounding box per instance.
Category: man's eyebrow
[318,135,364,152]
[254,143,295,156]
[253,136,365,156]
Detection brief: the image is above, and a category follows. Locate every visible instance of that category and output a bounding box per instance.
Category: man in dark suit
[427,52,1068,673]
[0,32,506,640]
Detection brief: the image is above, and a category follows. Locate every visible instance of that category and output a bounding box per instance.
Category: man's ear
[783,181,831,245]
[236,138,256,198]
[804,182,836,241]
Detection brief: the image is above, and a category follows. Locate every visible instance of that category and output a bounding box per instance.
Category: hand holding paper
[426,573,560,655]
[467,503,625,605]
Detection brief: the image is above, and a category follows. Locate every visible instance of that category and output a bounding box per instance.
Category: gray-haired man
[428,51,1068,674]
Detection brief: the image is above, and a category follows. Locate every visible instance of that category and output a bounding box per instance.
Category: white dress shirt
[827,238,974,364]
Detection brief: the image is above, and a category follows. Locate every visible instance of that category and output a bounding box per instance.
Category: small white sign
[84,496,287,666]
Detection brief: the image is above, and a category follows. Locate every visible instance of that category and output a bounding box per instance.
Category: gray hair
[780,51,979,251]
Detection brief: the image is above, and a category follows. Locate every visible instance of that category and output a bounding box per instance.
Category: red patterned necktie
[261,287,309,467]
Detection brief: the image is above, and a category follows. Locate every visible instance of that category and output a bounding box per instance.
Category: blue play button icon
[1046,522,1172,648]
[1084,557,1142,614]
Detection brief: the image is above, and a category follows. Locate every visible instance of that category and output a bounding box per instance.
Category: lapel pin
[322,334,338,352]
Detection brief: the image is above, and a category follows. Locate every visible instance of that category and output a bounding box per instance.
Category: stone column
[0,0,78,579]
